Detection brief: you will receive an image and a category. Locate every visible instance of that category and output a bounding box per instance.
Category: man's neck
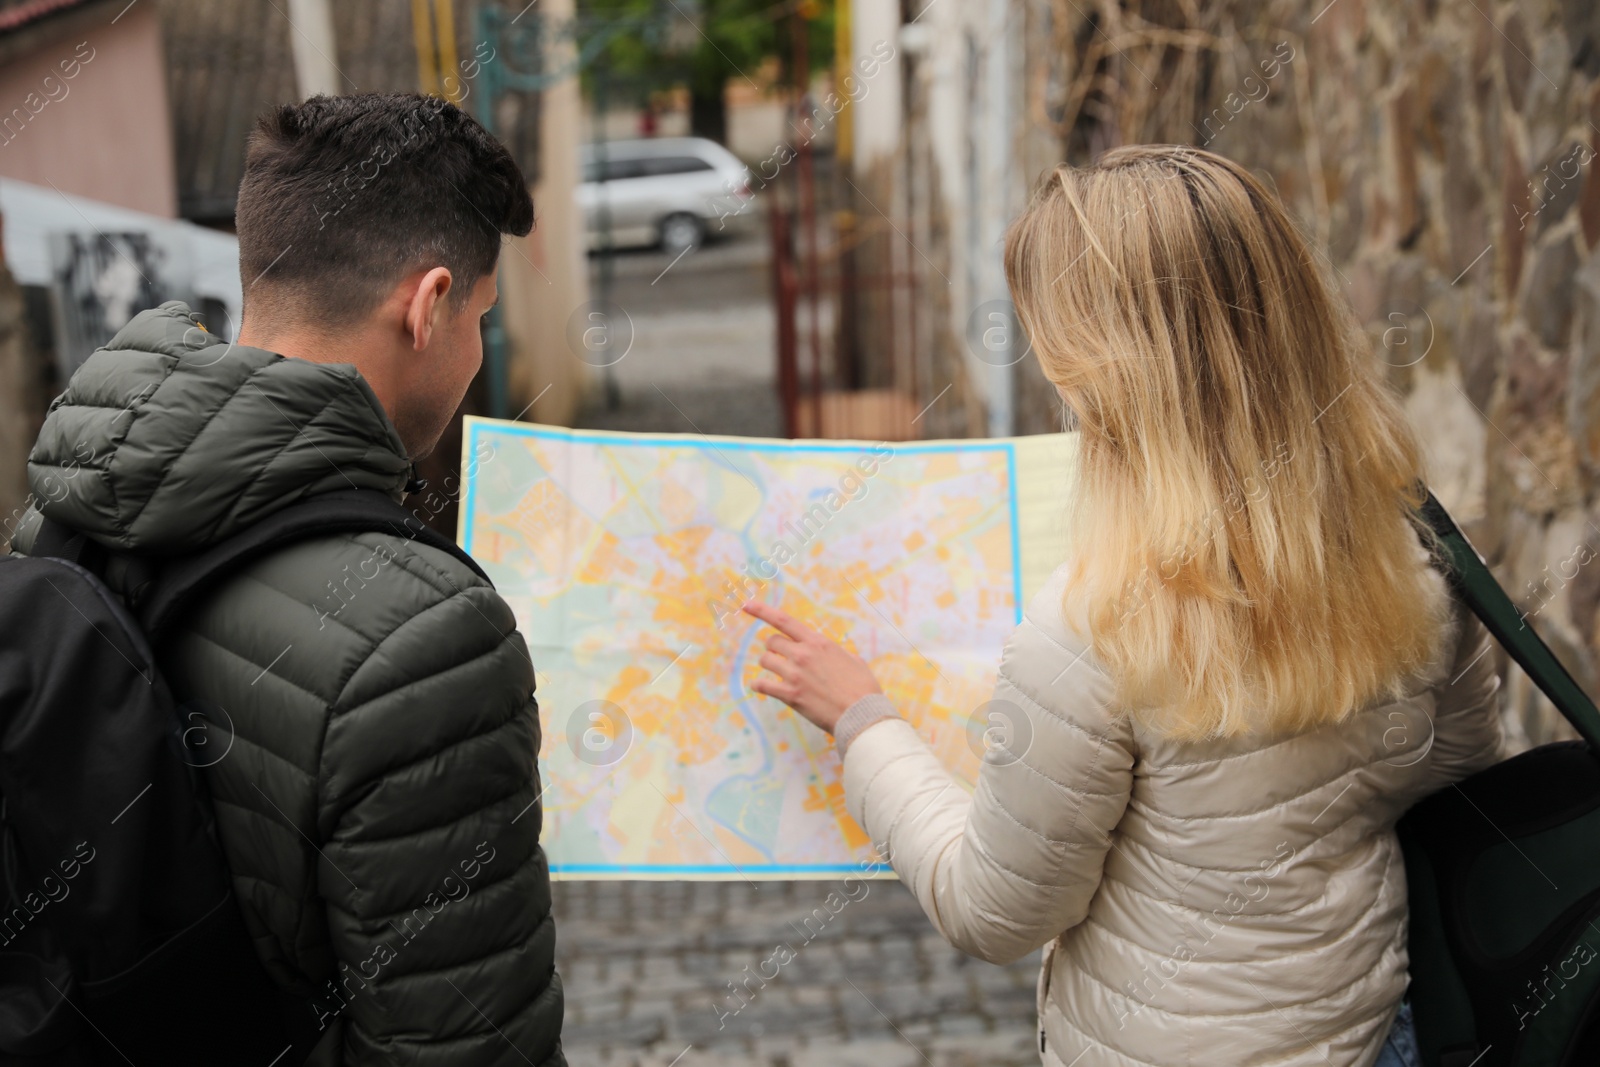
[237,323,319,362]
[237,319,401,426]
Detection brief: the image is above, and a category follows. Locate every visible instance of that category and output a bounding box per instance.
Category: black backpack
[1403,492,1600,1066]
[0,489,487,1066]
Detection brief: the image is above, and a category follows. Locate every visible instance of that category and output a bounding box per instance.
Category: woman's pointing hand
[741,600,883,735]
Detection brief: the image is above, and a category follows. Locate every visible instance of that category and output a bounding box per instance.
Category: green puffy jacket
[15,302,564,1066]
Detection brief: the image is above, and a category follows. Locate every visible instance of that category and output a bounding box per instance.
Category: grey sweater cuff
[835,693,903,758]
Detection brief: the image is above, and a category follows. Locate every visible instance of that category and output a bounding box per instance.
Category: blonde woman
[742,145,1503,1067]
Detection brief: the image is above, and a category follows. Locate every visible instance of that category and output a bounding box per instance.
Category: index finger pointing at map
[742,600,811,641]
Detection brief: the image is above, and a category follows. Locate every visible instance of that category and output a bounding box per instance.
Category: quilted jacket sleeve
[842,582,1135,966]
[1412,597,1505,796]
[313,546,562,1066]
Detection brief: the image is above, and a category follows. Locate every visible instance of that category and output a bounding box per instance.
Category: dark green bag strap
[1412,488,1600,751]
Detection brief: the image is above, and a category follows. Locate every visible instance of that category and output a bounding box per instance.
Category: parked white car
[576,137,753,254]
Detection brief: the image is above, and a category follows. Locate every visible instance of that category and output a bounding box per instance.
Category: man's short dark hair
[236,92,534,325]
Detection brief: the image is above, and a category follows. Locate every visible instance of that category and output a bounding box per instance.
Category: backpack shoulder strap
[136,489,490,649]
[30,516,108,575]
[1413,488,1600,750]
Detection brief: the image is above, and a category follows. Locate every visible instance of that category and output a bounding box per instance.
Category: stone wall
[1004,0,1600,748]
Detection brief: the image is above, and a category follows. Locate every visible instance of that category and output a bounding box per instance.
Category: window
[583,157,648,183]
[639,156,716,177]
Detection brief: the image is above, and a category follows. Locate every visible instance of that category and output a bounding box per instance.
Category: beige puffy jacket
[843,554,1504,1066]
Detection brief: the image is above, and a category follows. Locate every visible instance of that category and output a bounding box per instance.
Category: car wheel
[659,213,704,255]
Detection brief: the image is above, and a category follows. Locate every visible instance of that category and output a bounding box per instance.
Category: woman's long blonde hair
[1005,145,1448,740]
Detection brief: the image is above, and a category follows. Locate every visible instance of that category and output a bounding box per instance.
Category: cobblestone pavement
[554,880,1043,1067]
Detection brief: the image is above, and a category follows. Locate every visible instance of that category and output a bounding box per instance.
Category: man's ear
[404,267,454,351]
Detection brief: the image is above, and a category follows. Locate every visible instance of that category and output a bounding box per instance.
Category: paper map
[459,418,1073,879]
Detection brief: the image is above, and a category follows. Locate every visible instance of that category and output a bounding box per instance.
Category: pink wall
[0,4,177,218]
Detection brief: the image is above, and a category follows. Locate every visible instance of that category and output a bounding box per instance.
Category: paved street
[553,878,1043,1067]
[574,224,783,440]
[562,232,1042,1067]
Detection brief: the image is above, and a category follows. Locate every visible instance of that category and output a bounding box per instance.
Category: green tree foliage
[578,0,834,145]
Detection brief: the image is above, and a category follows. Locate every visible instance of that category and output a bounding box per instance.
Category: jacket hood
[27,301,411,555]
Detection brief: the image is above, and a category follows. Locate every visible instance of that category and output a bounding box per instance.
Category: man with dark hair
[15,93,562,1065]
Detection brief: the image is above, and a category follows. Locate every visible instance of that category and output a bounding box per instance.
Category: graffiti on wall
[48,232,191,379]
